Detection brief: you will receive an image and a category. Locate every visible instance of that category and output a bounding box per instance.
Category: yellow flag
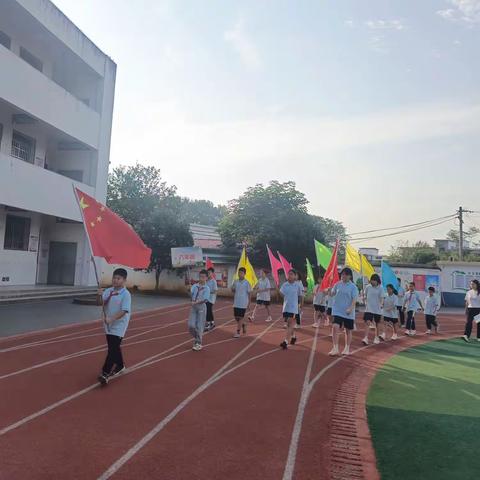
[361,254,376,279]
[345,243,361,273]
[234,247,258,287]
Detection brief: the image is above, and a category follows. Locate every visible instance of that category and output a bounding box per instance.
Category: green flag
[306,258,315,295]
[314,239,332,269]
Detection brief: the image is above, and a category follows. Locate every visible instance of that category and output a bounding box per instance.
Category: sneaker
[98,373,109,385]
[462,335,470,343]
[266,316,273,322]
[312,322,319,328]
[329,347,339,356]
[379,334,386,341]
[193,343,202,351]
[110,366,126,376]
[391,333,398,340]
[362,337,369,346]
[294,324,300,330]
[282,323,288,329]
[233,332,240,338]
[411,330,416,336]
[341,346,350,355]
[290,336,297,345]
[369,323,376,330]
[210,321,215,330]
[425,329,431,335]
[477,338,480,342]
[280,340,288,350]
[373,337,380,345]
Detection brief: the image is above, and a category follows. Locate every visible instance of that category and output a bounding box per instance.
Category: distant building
[0,0,116,287]
[434,239,470,253]
[189,223,223,249]
[359,247,383,263]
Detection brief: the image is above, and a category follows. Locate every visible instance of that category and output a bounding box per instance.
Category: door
[47,242,77,285]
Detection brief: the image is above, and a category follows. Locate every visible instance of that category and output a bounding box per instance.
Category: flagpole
[72,184,106,324]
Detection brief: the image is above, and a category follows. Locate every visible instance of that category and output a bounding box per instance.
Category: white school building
[0,0,116,288]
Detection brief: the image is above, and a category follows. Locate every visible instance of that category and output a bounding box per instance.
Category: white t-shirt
[313,285,327,306]
[465,289,480,308]
[424,295,440,316]
[383,294,398,319]
[256,277,272,301]
[396,286,405,307]
[404,291,422,311]
[365,284,384,315]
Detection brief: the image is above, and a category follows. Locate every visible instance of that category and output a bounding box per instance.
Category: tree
[218,181,345,273]
[107,164,193,289]
[387,240,438,265]
[178,198,227,226]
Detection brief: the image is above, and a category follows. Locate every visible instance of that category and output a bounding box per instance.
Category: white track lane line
[97,319,279,480]
[0,307,233,380]
[0,304,193,352]
[0,315,244,436]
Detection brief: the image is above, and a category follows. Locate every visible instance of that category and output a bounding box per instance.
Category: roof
[189,224,222,249]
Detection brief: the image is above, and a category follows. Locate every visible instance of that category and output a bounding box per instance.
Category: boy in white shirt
[382,284,399,340]
[424,286,440,334]
[205,267,218,331]
[362,274,385,345]
[403,282,424,336]
[231,267,252,338]
[249,269,273,322]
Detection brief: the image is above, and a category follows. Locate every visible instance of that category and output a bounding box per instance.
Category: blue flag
[381,261,400,292]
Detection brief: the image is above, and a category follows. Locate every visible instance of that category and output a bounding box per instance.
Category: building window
[19,47,43,72]
[0,30,11,49]
[11,131,35,163]
[4,215,31,251]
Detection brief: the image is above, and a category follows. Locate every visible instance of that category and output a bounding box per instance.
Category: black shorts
[256,300,271,306]
[326,307,332,316]
[384,316,398,324]
[364,312,382,323]
[233,308,246,318]
[333,316,354,330]
[283,312,295,319]
[314,305,326,312]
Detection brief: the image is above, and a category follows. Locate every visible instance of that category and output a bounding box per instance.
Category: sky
[54,0,480,253]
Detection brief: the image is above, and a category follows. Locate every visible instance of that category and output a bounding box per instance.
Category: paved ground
[0,294,188,337]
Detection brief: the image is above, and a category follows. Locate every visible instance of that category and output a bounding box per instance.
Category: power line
[348,214,457,237]
[348,217,456,243]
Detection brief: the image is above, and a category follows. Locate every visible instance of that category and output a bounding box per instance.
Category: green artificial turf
[367,339,480,480]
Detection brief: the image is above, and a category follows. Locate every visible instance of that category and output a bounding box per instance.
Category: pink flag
[277,251,293,277]
[266,245,282,286]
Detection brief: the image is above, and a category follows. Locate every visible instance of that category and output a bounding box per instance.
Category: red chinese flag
[75,188,151,269]
[205,257,216,279]
[266,245,282,286]
[320,240,340,290]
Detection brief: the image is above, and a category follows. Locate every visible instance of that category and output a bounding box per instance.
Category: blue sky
[55,0,480,252]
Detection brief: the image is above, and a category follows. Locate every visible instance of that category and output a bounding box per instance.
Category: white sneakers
[266,316,273,322]
[379,334,386,341]
[329,346,339,356]
[233,332,240,338]
[462,335,470,342]
[192,343,202,351]
[425,329,431,334]
[362,337,369,346]
[392,333,398,340]
[373,337,380,345]
[341,346,350,356]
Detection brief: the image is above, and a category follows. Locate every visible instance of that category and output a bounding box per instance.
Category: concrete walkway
[0,294,188,337]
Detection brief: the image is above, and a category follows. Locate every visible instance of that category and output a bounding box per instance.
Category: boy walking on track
[231,267,252,338]
[424,286,440,334]
[279,269,303,349]
[396,278,406,327]
[403,282,423,336]
[189,269,210,351]
[97,268,132,385]
[205,267,218,331]
[249,269,273,322]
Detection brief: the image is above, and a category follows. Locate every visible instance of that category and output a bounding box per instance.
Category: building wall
[438,262,480,307]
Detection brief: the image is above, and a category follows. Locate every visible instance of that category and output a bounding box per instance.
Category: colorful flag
[381,261,400,292]
[266,245,282,286]
[75,188,151,269]
[314,239,332,269]
[361,254,376,280]
[234,247,258,287]
[277,251,293,276]
[345,243,362,273]
[320,240,340,290]
[205,257,216,279]
[306,258,315,295]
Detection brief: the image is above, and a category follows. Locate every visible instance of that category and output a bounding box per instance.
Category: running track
[0,301,466,479]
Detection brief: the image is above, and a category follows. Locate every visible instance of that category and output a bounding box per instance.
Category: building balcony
[0,150,94,221]
[0,45,100,150]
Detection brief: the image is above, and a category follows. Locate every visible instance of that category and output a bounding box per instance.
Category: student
[231,267,252,338]
[295,272,305,329]
[97,268,132,385]
[329,267,358,356]
[396,278,405,327]
[312,276,328,327]
[403,282,423,336]
[382,284,399,340]
[279,269,304,349]
[362,274,385,345]
[205,267,218,331]
[424,286,440,334]
[188,269,210,351]
[249,269,273,322]
[462,279,480,342]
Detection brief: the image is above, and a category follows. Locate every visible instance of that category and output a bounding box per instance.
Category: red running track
[0,300,467,479]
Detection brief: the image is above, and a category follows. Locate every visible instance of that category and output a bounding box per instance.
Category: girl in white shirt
[462,279,480,342]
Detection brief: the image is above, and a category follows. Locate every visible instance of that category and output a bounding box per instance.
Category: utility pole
[458,206,473,261]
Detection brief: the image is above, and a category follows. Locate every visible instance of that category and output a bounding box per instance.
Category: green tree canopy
[218,181,345,272]
[178,198,227,226]
[387,241,438,265]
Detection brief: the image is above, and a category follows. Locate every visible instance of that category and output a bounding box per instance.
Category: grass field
[367,339,480,480]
